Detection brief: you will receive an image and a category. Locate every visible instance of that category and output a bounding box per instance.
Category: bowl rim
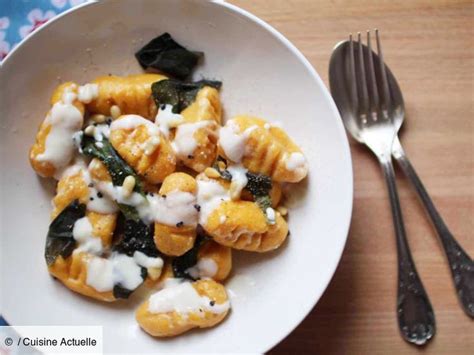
[0,0,354,352]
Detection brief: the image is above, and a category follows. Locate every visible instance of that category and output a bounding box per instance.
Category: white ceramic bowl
[0,0,353,353]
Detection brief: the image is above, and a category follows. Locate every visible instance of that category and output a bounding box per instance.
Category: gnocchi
[109,115,176,184]
[218,115,308,183]
[154,172,198,256]
[87,74,167,119]
[135,279,230,337]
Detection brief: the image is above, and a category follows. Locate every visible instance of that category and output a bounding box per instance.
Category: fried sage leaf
[135,33,202,80]
[245,172,272,198]
[45,200,86,266]
[81,136,144,194]
[113,218,159,258]
[151,79,222,113]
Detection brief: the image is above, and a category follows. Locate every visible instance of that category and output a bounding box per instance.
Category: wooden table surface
[228,1,473,353]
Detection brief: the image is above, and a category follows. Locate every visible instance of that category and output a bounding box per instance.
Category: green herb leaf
[135,33,203,80]
[113,219,160,258]
[172,232,208,280]
[249,175,273,222]
[117,203,141,222]
[255,195,272,212]
[81,136,144,194]
[151,79,222,113]
[45,200,86,266]
[245,172,272,197]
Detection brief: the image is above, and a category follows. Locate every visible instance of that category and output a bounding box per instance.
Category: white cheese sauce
[196,178,230,225]
[265,207,276,225]
[95,181,146,211]
[37,92,84,170]
[154,104,184,138]
[86,257,114,292]
[72,216,103,255]
[133,251,164,269]
[285,152,308,173]
[141,136,161,156]
[77,83,99,104]
[227,164,248,199]
[86,183,118,215]
[111,114,161,137]
[91,123,110,142]
[172,120,214,157]
[86,252,145,292]
[147,281,230,315]
[218,120,257,163]
[145,190,198,227]
[185,258,218,279]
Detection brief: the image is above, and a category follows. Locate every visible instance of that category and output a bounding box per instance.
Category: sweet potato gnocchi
[29,33,307,338]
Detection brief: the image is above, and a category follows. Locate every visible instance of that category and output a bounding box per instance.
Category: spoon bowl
[329,39,405,149]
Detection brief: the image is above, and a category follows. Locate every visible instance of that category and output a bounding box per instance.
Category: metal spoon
[329,30,435,345]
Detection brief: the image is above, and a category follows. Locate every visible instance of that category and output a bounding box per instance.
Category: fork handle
[379,155,436,345]
[392,137,474,317]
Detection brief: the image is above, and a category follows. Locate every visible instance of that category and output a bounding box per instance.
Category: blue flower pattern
[0,0,90,60]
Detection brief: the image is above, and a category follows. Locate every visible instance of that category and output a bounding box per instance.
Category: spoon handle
[379,155,436,345]
[392,137,474,317]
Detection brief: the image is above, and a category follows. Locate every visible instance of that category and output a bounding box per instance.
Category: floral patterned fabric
[0,0,91,61]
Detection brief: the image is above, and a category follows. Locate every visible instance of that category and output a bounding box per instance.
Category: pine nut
[84,125,95,136]
[110,105,121,119]
[147,267,162,281]
[277,206,288,216]
[90,113,106,123]
[122,175,136,197]
[204,167,221,179]
[217,161,226,170]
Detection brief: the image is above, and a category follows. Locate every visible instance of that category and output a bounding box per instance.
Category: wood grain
[228,0,474,353]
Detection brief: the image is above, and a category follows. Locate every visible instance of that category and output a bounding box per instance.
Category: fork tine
[366,30,379,116]
[375,29,391,113]
[357,32,369,116]
[348,34,358,110]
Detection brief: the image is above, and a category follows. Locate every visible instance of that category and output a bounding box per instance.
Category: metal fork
[329,31,435,345]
